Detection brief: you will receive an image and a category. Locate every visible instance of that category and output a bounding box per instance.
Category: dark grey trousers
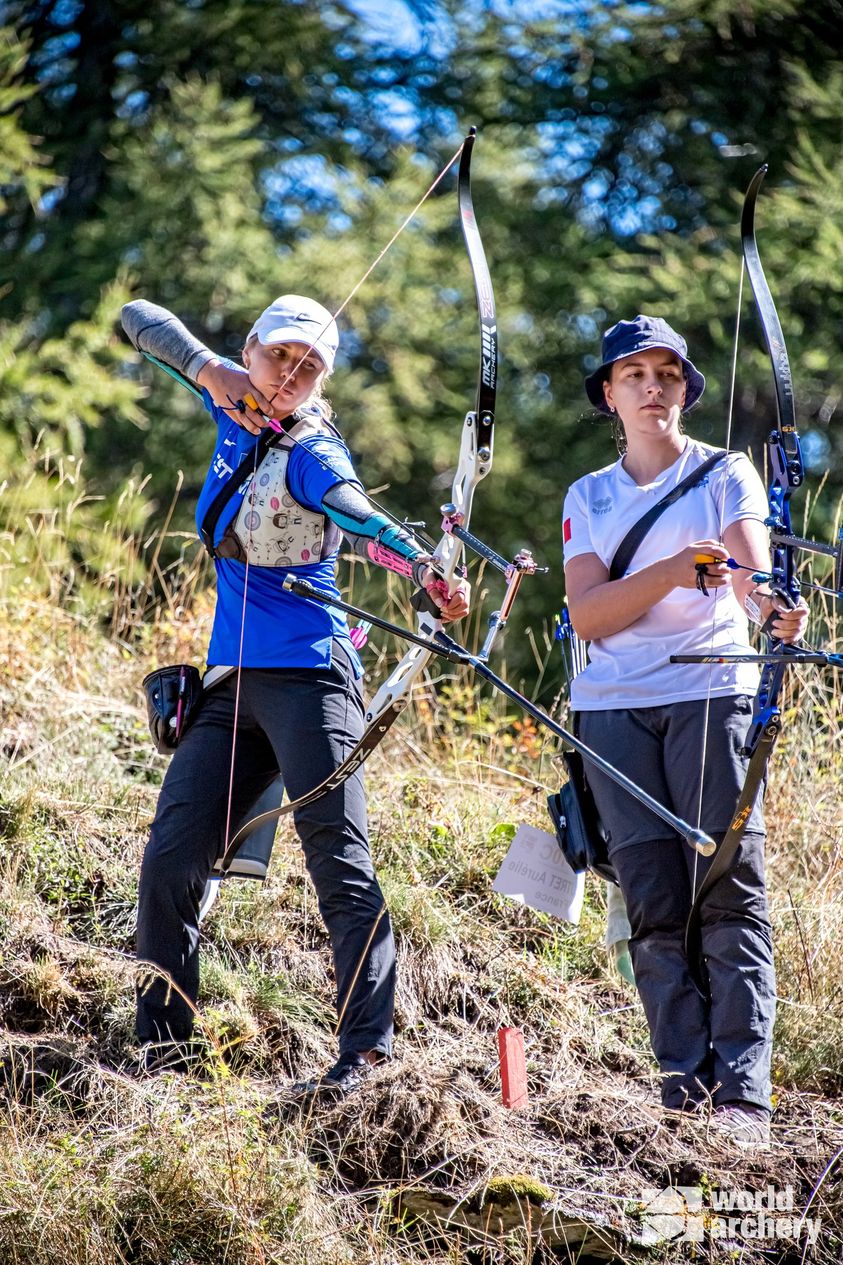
[579,697,775,1112]
[136,654,395,1058]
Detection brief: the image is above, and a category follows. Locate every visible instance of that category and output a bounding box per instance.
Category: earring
[609,406,616,414]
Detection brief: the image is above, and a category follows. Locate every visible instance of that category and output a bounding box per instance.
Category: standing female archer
[562,315,807,1145]
[122,294,468,1091]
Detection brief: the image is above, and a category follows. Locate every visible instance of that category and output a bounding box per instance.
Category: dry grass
[1,492,843,1261]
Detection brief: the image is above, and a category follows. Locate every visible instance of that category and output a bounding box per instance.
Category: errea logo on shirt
[592,497,613,515]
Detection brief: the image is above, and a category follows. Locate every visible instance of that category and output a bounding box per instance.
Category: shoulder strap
[200,427,280,557]
[608,450,727,582]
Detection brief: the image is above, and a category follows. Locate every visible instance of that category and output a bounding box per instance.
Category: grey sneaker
[291,1051,376,1099]
[713,1103,771,1148]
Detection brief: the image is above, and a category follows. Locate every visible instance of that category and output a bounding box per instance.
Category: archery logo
[638,1184,821,1248]
[730,804,752,832]
[639,1186,704,1243]
[481,323,497,390]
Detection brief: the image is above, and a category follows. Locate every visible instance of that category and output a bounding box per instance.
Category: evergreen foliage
[0,0,840,676]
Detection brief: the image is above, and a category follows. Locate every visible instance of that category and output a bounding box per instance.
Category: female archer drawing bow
[122,291,469,1093]
[122,127,496,1095]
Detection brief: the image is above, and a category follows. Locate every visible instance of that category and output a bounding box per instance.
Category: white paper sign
[492,822,585,924]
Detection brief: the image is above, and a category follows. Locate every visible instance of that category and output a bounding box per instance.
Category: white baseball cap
[247,294,339,373]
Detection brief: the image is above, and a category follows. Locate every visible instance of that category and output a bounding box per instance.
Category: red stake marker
[498,1026,528,1109]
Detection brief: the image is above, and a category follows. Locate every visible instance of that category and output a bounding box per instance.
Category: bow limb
[741,166,797,433]
[732,166,800,757]
[741,165,803,607]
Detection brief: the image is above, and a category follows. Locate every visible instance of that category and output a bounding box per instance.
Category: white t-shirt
[562,440,768,709]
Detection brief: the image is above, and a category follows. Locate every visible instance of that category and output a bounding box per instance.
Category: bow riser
[426,415,493,582]
[364,644,430,722]
[363,425,493,728]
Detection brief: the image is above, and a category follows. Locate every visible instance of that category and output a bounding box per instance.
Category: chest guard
[216,416,341,568]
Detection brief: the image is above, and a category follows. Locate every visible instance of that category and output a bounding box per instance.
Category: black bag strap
[608,450,727,582]
[200,426,282,557]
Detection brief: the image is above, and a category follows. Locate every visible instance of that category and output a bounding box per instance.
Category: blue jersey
[196,392,363,675]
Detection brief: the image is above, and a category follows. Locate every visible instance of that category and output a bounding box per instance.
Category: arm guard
[321,480,429,585]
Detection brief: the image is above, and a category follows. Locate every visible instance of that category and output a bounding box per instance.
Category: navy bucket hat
[584,315,706,415]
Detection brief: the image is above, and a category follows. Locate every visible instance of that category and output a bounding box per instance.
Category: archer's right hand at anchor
[196,359,276,435]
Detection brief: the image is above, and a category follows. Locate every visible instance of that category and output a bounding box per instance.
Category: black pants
[136,655,395,1058]
[579,697,775,1112]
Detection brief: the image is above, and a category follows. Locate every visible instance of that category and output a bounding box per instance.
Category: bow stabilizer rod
[283,576,716,857]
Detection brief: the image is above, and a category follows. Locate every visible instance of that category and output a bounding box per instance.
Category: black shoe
[291,1051,376,1099]
[137,1039,202,1075]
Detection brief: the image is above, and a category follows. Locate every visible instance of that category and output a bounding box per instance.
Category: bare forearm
[723,517,808,640]
[568,558,677,639]
[566,537,732,639]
